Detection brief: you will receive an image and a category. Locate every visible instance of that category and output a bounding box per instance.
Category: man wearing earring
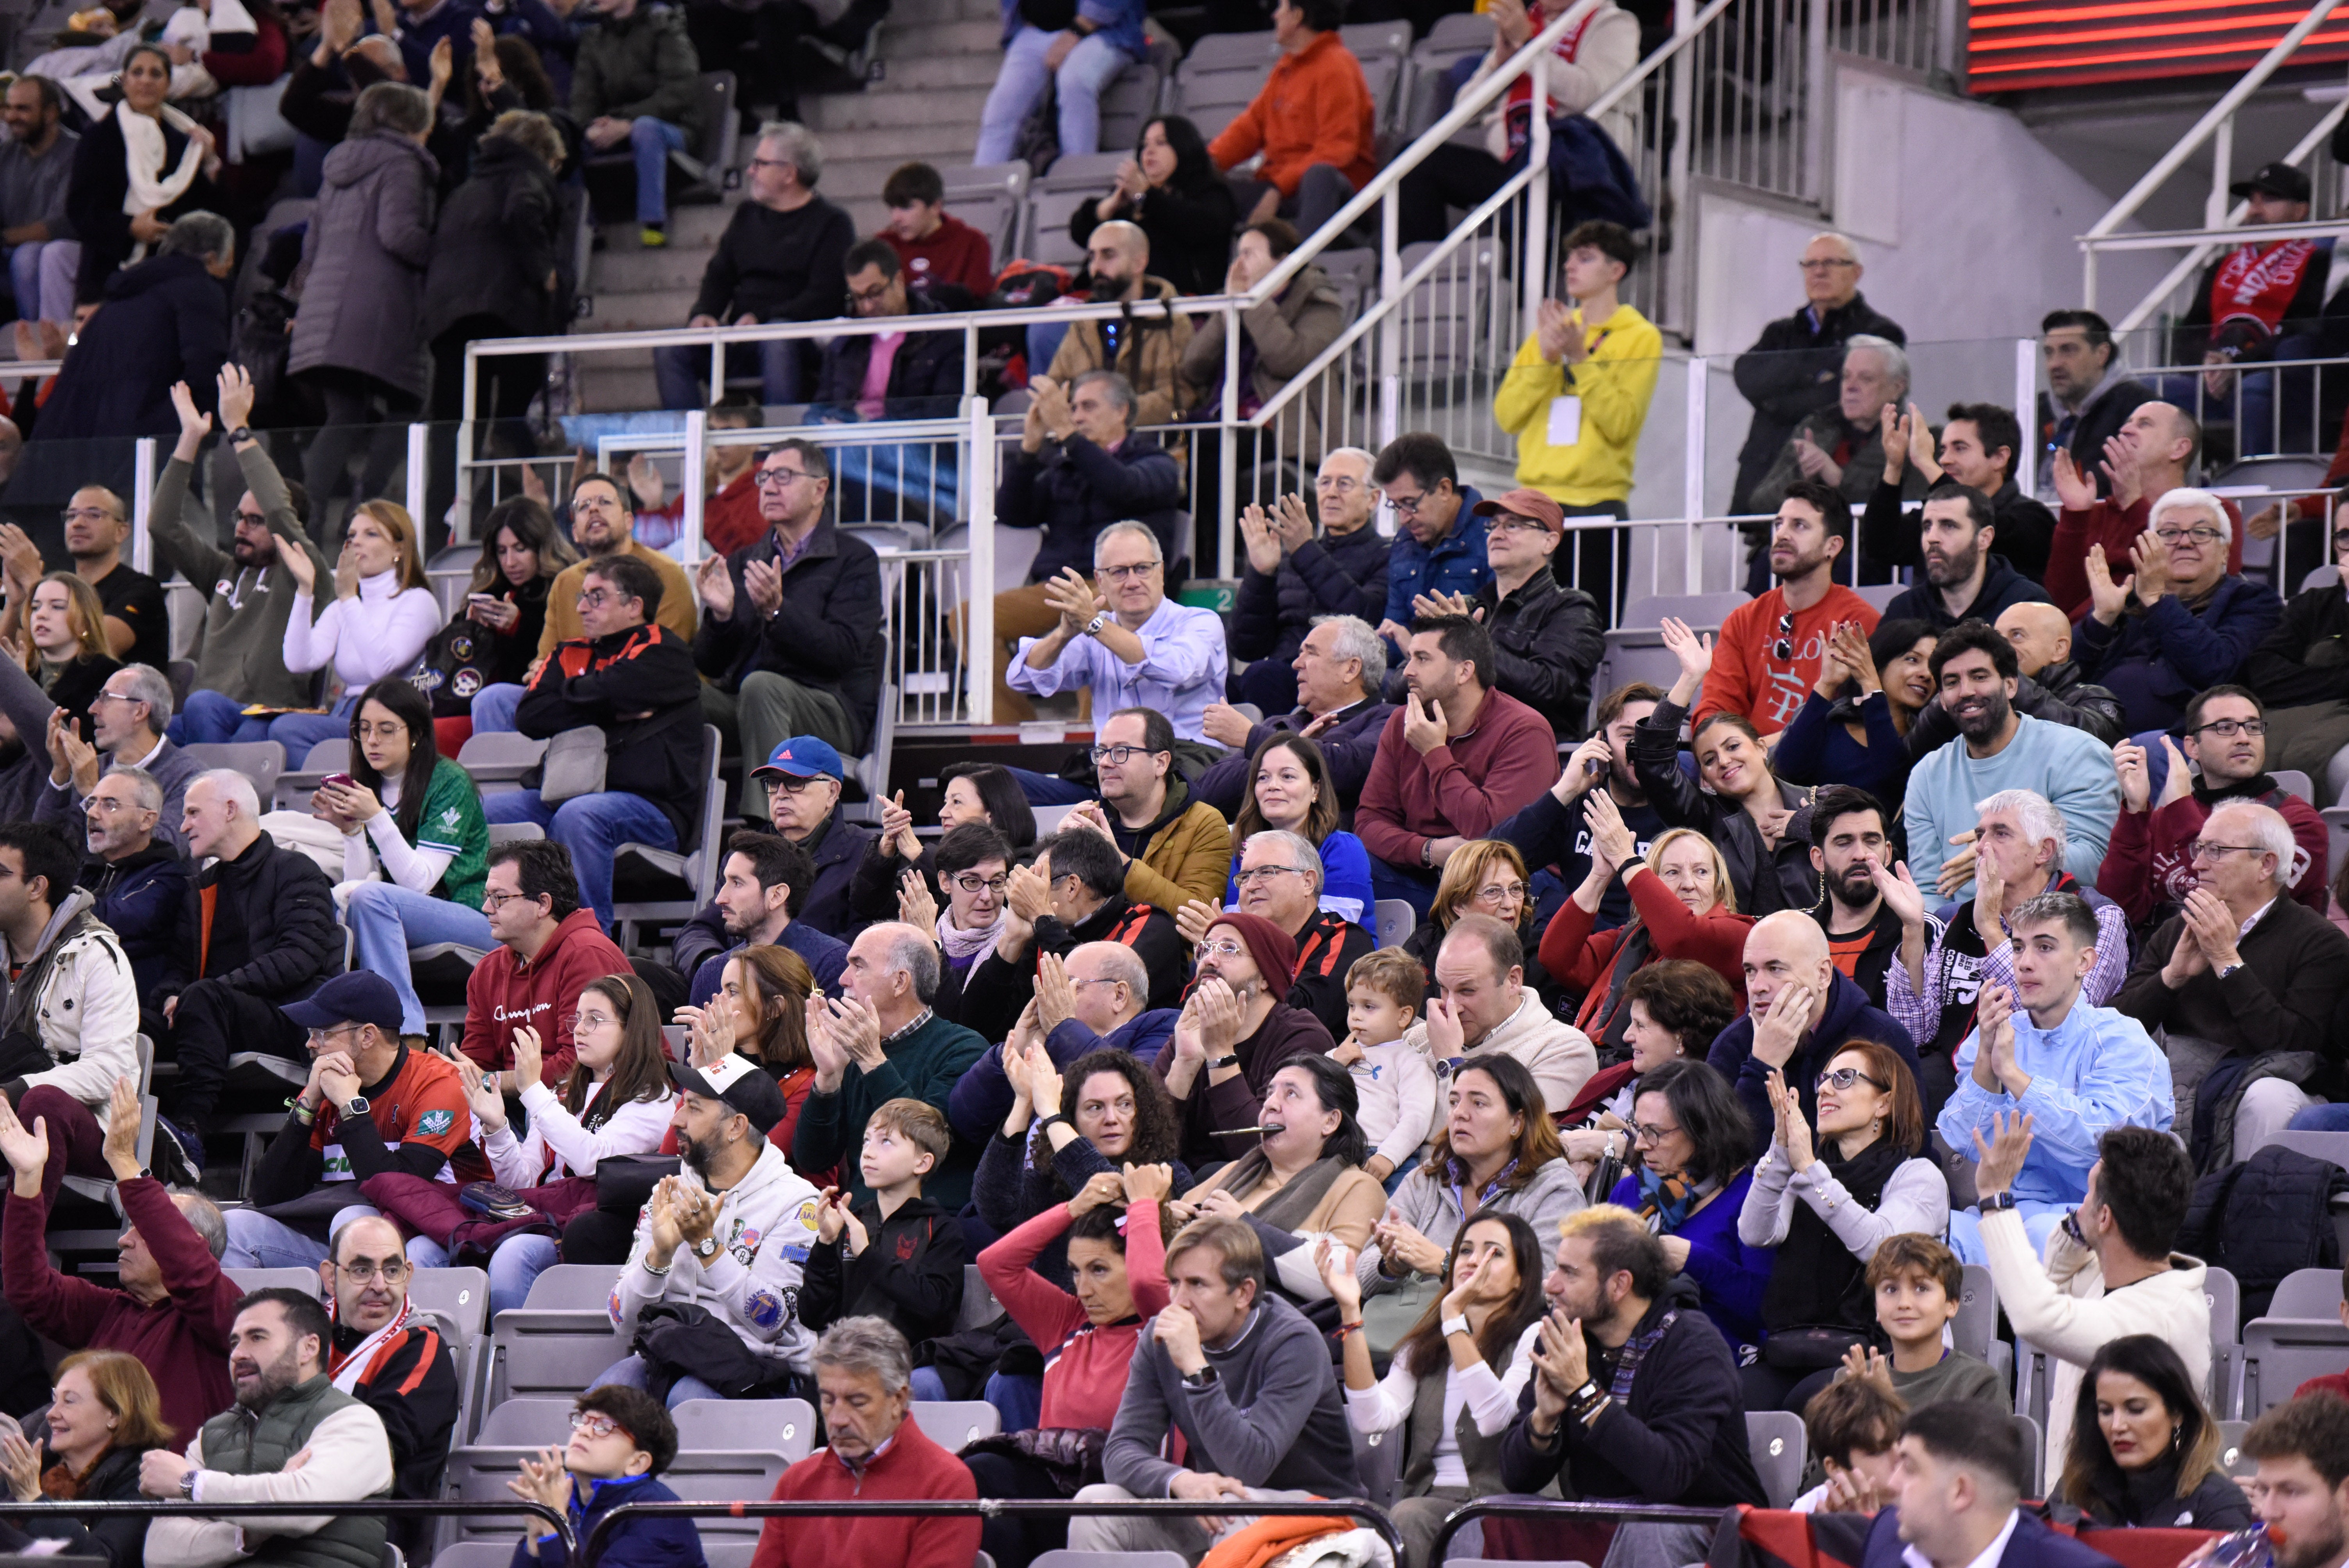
[316,1213,458,1533]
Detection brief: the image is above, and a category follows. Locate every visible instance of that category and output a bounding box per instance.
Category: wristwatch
[1441,1315,1471,1339]
[1182,1365,1217,1389]
[692,1235,720,1260]
[1084,613,1107,637]
[341,1095,369,1119]
[1980,1190,2021,1213]
[227,425,253,446]
[178,1468,197,1500]
[1206,1053,1239,1071]
[2216,961,2245,980]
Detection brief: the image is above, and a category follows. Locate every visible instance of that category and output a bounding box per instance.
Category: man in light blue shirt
[1008,520,1228,804]
[1938,889,2172,1265]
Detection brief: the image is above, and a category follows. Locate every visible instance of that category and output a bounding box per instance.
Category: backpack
[2177,1144,2348,1319]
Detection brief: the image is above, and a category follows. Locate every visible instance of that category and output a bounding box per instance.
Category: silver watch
[1084,613,1107,637]
[342,1095,369,1118]
[692,1235,720,1260]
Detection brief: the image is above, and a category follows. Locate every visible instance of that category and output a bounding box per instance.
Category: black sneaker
[153,1114,203,1186]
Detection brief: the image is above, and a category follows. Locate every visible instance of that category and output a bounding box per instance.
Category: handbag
[631,1301,788,1401]
[536,725,609,805]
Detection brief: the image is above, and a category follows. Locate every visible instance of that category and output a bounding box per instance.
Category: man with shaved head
[318,1213,459,1513]
[1038,219,1194,429]
[2114,797,2349,1166]
[1707,909,1920,1156]
[2046,400,2245,619]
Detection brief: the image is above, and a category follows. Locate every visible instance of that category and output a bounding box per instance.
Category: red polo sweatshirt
[3,1176,242,1450]
[1355,687,1558,870]
[459,907,629,1088]
[749,1413,981,1568]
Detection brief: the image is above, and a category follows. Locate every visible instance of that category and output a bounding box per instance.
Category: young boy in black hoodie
[801,1096,968,1349]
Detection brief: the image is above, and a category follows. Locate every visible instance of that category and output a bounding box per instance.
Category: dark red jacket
[460,908,630,1088]
[2,1176,241,1449]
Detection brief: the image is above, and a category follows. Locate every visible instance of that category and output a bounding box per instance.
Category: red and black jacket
[1285,909,1376,1044]
[797,1194,969,1349]
[515,622,705,847]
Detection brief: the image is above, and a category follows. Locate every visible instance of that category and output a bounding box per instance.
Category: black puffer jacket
[2178,1145,2346,1320]
[813,294,967,418]
[1481,569,1603,738]
[691,520,884,753]
[1631,696,1819,916]
[179,831,340,1004]
[1230,524,1392,666]
[423,133,561,340]
[515,622,707,847]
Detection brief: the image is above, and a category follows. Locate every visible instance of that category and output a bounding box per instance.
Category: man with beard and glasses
[1500,1204,1766,1568]
[2101,683,2329,929]
[151,367,335,741]
[1902,623,2121,902]
[601,1053,824,1406]
[140,1287,396,1568]
[1880,789,2129,1116]
[2224,1385,2349,1568]
[1697,481,1881,740]
[1881,485,2051,633]
[1807,785,1905,1009]
[315,1215,459,1520]
[1154,911,1335,1171]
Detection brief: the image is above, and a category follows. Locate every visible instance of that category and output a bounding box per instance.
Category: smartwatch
[1440,1315,1471,1339]
[341,1095,370,1119]
[1980,1190,2021,1213]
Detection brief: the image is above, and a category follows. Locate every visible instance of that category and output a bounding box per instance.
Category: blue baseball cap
[282,972,403,1035]
[752,736,844,782]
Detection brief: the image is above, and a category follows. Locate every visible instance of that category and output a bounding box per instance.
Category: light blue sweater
[1937,999,2174,1210]
[1902,715,2122,898]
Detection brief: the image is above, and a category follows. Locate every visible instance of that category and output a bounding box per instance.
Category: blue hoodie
[1707,968,1921,1160]
[514,1472,706,1568]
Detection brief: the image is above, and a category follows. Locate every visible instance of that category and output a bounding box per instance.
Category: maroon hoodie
[3,1176,242,1450]
[460,908,630,1088]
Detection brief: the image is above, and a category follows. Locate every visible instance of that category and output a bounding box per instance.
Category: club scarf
[1502,0,1602,160]
[2209,239,2320,338]
[328,1291,416,1394]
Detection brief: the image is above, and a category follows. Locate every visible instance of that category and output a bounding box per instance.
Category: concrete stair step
[579,363,661,413]
[861,51,1003,89]
[584,285,704,331]
[880,17,1000,52]
[804,83,993,130]
[883,0,1001,26]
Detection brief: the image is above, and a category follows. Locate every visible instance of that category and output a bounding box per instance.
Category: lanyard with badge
[1549,327,1609,446]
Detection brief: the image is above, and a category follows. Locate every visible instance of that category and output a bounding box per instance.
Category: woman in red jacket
[1540,793,1754,1060]
[969,1162,1171,1568]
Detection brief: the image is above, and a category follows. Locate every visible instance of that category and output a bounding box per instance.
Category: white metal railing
[2080,0,2349,331]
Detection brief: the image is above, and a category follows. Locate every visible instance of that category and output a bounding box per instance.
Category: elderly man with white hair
[1194,613,1395,820]
[2113,798,2349,1168]
[1748,332,1925,525]
[1730,233,1907,521]
[159,768,342,1135]
[791,919,988,1208]
[1223,449,1392,714]
[2073,485,2283,735]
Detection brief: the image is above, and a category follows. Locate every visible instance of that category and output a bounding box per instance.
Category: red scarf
[1502,2,1600,160]
[2208,239,2320,337]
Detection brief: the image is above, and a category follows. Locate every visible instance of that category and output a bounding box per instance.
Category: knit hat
[1205,911,1298,988]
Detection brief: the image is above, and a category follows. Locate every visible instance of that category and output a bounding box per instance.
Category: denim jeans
[974,26,1133,164]
[1004,765,1094,806]
[483,787,679,930]
[343,882,497,1035]
[223,1202,440,1268]
[173,688,276,745]
[653,336,806,411]
[469,682,524,734]
[488,1232,561,1319]
[591,1352,725,1409]
[271,697,356,764]
[1025,319,1073,381]
[2290,1103,2349,1131]
[632,116,690,226]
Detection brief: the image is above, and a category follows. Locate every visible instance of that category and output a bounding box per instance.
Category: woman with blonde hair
[276,496,440,757]
[1540,814,1756,1066]
[0,1349,172,1567]
[12,572,119,729]
[1402,839,1561,1012]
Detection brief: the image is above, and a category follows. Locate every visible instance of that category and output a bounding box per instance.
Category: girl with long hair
[15,572,118,727]
[427,496,577,720]
[1069,114,1238,296]
[2058,1335,2251,1529]
[1226,733,1373,921]
[278,496,440,758]
[1321,1212,1549,1568]
[323,677,493,1037]
[675,943,820,1160]
[1775,618,1938,811]
[466,973,679,1315]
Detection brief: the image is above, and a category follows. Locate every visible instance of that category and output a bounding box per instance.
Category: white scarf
[116,100,205,242]
[937,907,1003,963]
[327,1292,416,1395]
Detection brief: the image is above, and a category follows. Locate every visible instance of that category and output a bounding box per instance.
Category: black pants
[1741,1360,1839,1415]
[427,317,547,534]
[1560,499,1633,623]
[963,1451,1071,1568]
[167,978,308,1126]
[685,0,817,113]
[1397,143,1510,248]
[301,368,421,541]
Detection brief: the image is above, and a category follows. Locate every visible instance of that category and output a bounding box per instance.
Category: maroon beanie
[1207,911,1299,987]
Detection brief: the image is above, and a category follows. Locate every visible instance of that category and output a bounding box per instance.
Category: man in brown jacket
[1044,220,1194,429]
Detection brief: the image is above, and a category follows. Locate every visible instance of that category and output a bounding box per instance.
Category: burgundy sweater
[3,1176,242,1449]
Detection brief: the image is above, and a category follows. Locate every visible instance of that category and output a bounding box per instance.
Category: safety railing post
[1219,300,1240,581]
[405,422,429,538]
[1379,187,1402,446]
[966,395,995,726]
[2013,337,2037,483]
[131,437,155,576]
[1682,356,1707,592]
[681,410,706,565]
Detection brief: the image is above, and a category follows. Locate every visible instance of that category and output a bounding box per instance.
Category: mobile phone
[1584,757,1609,780]
[321,772,357,789]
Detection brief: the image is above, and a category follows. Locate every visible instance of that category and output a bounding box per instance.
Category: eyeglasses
[1233,864,1308,886]
[1089,743,1164,764]
[482,889,542,912]
[569,1411,626,1439]
[1471,880,1529,905]
[574,1010,617,1030]
[769,775,831,796]
[1631,1119,1682,1145]
[1096,561,1158,581]
[89,689,141,707]
[1772,610,1796,662]
[59,507,117,525]
[336,1257,411,1282]
[756,467,813,489]
[846,279,893,306]
[951,873,1010,895]
[2191,718,2267,738]
[577,588,630,608]
[306,1023,362,1045]
[234,510,269,527]
[1798,258,1857,272]
[353,721,406,741]
[2189,841,2265,863]
[2153,526,2224,544]
[1490,516,1549,536]
[1386,492,1428,517]
[1816,1066,1889,1092]
[85,794,139,814]
[1196,938,1248,958]
[1068,975,1125,991]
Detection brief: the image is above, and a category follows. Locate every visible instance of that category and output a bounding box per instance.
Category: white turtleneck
[283,567,443,689]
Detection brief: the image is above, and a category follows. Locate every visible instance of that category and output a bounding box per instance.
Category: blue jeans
[909,1367,950,1402]
[984,1370,1043,1433]
[591,1352,725,1409]
[343,882,496,1035]
[1006,765,1094,806]
[1370,858,1439,922]
[173,688,275,745]
[632,116,689,226]
[271,700,354,763]
[654,336,806,411]
[2290,1104,2349,1131]
[1946,1198,2069,1265]
[488,1232,561,1320]
[470,682,524,734]
[974,26,1133,164]
[484,787,679,930]
[224,1202,444,1268]
[1026,320,1073,380]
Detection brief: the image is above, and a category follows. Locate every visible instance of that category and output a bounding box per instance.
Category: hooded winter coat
[423,132,561,340]
[291,130,438,399]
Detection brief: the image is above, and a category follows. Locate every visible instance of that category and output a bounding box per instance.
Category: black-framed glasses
[2189,841,2263,863]
[1631,1119,1682,1145]
[1089,743,1163,764]
[233,510,269,527]
[755,467,812,489]
[951,873,1010,895]
[1096,561,1158,581]
[1386,490,1428,517]
[1816,1066,1888,1092]
[2191,718,2267,738]
[2154,526,2224,545]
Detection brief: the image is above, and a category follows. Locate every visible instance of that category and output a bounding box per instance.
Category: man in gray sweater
[1071,1215,1361,1562]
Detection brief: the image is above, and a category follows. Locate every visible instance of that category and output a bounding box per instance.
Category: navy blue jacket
[1857,1509,2119,1568]
[32,252,227,445]
[1380,489,1488,650]
[2073,574,2284,734]
[1191,696,1396,818]
[512,1472,705,1568]
[950,1007,1180,1151]
[1230,525,1394,667]
[1708,968,1921,1160]
[77,843,191,1014]
[996,433,1183,584]
[687,919,849,1007]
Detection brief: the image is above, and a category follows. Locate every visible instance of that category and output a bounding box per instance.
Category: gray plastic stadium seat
[910,1400,1002,1450]
[672,1397,815,1463]
[487,821,545,847]
[1183,27,1278,70]
[958,1264,1002,1333]
[520,1263,623,1312]
[456,732,548,788]
[1746,1409,1804,1509]
[470,1398,578,1448]
[485,1313,629,1407]
[225,1266,324,1296]
[1375,899,1415,950]
[2239,1267,2349,1416]
[409,1267,489,1341]
[427,1545,513,1568]
[703,1546,759,1568]
[2012,1415,2041,1497]
[182,741,285,808]
[2208,1265,2242,1413]
[941,162,1032,275]
[1099,37,1175,153]
[1023,153,1128,270]
[2219,1419,2255,1478]
[1953,1264,1996,1360]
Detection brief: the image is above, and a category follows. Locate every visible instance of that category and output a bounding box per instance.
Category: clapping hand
[1530,1309,1592,1410]
[2051,447,2097,512]
[0,1432,42,1502]
[1820,1465,1889,1516]
[2084,542,2132,624]
[1584,786,1638,870]
[897,868,939,934]
[510,1025,544,1089]
[0,1093,46,1189]
[1042,566,1105,637]
[646,1176,685,1261]
[806,995,851,1089]
[1238,503,1283,576]
[1372,1207,1447,1275]
[743,556,784,618]
[458,1053,508,1134]
[1831,620,1880,695]
[2180,886,2245,970]
[1174,898,1221,949]
[509,1447,572,1513]
[1535,297,1576,363]
[1411,588,1478,621]
[2113,739,2151,813]
[815,1185,849,1242]
[1035,951,1078,1033]
[1764,1068,1814,1170]
[1871,859,1927,934]
[1068,1170,1125,1217]
[1186,976,1246,1057]
[695,554,736,618]
[2127,527,2174,604]
[1840,1342,1895,1392]
[1793,431,1838,483]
